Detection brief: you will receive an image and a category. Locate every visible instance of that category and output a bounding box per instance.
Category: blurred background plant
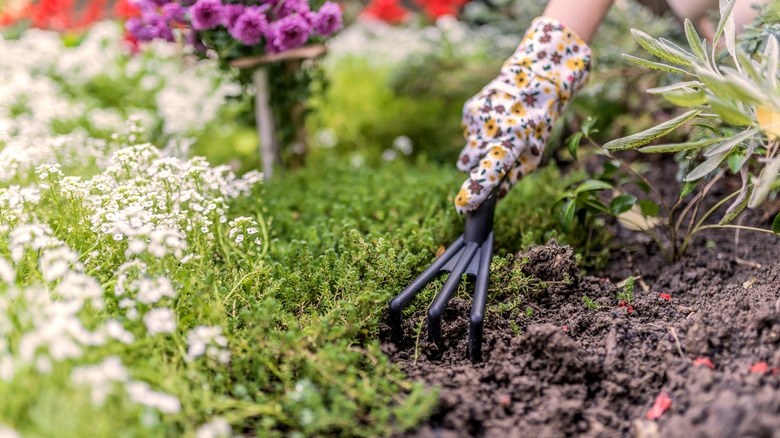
[308,0,685,169]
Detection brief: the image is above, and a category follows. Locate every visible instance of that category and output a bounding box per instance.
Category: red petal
[646,392,672,420]
[660,293,671,301]
[693,357,715,369]
[750,362,768,373]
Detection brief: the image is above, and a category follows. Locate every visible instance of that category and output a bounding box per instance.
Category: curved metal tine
[389,236,465,333]
[468,232,494,363]
[427,242,480,345]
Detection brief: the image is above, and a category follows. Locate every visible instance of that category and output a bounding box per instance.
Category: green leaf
[728,153,746,173]
[639,137,720,153]
[574,179,613,195]
[720,183,750,225]
[663,89,707,107]
[684,19,708,64]
[719,67,763,105]
[631,29,695,66]
[713,0,737,51]
[706,95,753,126]
[601,160,620,178]
[561,198,576,230]
[638,200,659,217]
[773,211,780,234]
[646,81,703,94]
[680,180,697,199]
[703,128,757,157]
[581,116,599,137]
[622,54,688,74]
[604,110,701,151]
[684,150,730,182]
[610,195,637,216]
[763,36,778,92]
[748,157,780,208]
[584,199,610,214]
[567,132,583,161]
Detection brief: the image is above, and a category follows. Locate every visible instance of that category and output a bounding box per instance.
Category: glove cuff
[506,16,592,112]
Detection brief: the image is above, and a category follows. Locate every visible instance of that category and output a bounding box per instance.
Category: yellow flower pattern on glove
[454,16,592,214]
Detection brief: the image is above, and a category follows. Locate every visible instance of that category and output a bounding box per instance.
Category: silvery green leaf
[695,65,740,102]
[707,95,753,126]
[647,81,703,94]
[719,0,737,67]
[684,19,708,65]
[713,0,737,56]
[720,67,763,105]
[631,29,694,66]
[639,137,721,153]
[663,89,707,107]
[703,128,757,157]
[763,36,778,91]
[684,150,730,182]
[748,157,780,208]
[737,50,762,84]
[623,54,688,74]
[604,110,701,151]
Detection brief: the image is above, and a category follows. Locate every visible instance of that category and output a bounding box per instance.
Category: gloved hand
[454,17,592,214]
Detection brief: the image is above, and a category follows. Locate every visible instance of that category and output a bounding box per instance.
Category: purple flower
[162,3,187,24]
[142,10,175,41]
[149,0,170,7]
[126,17,155,42]
[266,14,312,53]
[189,0,224,30]
[221,4,245,30]
[313,1,341,36]
[231,9,269,46]
[277,0,309,18]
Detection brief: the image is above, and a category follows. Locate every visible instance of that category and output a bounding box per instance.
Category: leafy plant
[565,1,780,261]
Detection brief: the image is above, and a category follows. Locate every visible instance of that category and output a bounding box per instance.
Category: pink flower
[189,0,223,30]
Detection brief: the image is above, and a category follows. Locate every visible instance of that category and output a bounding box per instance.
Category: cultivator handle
[389,191,497,363]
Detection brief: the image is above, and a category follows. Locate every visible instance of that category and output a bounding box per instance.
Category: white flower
[134,276,175,305]
[196,418,232,438]
[186,325,230,363]
[0,258,14,284]
[126,381,181,414]
[106,319,135,344]
[143,308,176,335]
[71,356,129,405]
[0,426,22,438]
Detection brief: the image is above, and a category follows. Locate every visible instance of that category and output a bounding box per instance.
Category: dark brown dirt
[382,157,780,437]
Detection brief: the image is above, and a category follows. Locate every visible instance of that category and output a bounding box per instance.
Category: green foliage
[307,55,483,164]
[740,0,780,55]
[582,295,602,310]
[582,3,780,261]
[617,276,636,303]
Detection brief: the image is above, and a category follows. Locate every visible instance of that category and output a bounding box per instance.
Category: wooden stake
[253,67,279,179]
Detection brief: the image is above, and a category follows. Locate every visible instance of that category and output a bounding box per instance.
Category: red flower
[693,357,715,369]
[114,0,140,20]
[360,0,410,24]
[646,392,671,420]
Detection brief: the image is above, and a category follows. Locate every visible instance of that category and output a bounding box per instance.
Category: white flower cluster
[186,325,230,364]
[0,21,240,183]
[228,216,263,249]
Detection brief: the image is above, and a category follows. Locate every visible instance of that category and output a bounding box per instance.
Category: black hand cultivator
[389,191,497,363]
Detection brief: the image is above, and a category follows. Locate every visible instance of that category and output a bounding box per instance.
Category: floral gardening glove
[454,17,592,214]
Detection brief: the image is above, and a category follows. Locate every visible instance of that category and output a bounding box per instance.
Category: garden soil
[382,156,780,437]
